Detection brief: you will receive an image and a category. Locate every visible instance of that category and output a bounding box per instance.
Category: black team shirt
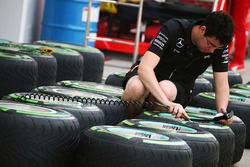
[148,18,228,91]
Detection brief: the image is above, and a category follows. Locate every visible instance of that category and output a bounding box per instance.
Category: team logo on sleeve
[152,32,168,50]
[176,38,184,48]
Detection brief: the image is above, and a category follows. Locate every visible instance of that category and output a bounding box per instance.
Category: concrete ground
[102,51,250,167]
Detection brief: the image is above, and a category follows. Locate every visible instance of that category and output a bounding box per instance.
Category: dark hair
[202,11,234,45]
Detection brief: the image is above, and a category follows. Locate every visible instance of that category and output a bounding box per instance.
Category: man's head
[194,11,234,53]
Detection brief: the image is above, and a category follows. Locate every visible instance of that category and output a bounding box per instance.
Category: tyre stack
[23,43,84,82]
[0,42,56,86]
[190,89,250,148]
[33,85,127,125]
[75,125,192,167]
[33,40,105,83]
[0,50,38,98]
[137,111,236,167]
[0,100,80,167]
[201,67,243,88]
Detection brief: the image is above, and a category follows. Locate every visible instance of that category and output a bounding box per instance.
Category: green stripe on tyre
[233,84,250,91]
[0,102,71,117]
[230,88,250,97]
[185,106,218,115]
[115,72,126,77]
[8,93,83,109]
[0,52,32,59]
[199,92,249,102]
[35,40,102,53]
[23,44,80,55]
[90,126,186,145]
[60,81,123,96]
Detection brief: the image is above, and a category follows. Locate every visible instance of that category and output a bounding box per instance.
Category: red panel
[94,37,150,56]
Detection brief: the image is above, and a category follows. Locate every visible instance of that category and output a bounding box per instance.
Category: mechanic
[121,11,234,124]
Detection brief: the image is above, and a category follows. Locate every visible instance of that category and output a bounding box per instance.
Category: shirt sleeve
[212,46,229,72]
[148,20,174,58]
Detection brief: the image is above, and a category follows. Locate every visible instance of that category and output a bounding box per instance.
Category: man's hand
[218,108,234,125]
[168,102,190,121]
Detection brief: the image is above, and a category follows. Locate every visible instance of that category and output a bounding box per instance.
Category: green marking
[143,111,154,116]
[0,106,10,112]
[35,41,102,53]
[122,120,135,126]
[61,81,123,96]
[9,93,83,109]
[188,113,214,119]
[143,139,186,146]
[186,133,215,139]
[199,124,229,130]
[0,52,23,59]
[234,84,250,90]
[199,92,216,100]
[0,103,71,117]
[114,72,126,77]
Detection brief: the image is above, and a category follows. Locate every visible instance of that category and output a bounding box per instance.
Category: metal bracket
[84,0,144,63]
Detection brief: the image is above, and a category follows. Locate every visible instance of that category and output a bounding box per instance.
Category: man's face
[196,26,224,54]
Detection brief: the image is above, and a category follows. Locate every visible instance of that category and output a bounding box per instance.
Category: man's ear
[200,25,206,35]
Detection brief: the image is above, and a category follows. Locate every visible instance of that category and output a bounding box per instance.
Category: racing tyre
[4,92,105,131]
[233,83,250,91]
[0,101,80,167]
[137,111,235,167]
[227,102,250,148]
[34,40,104,82]
[75,125,192,167]
[185,106,246,164]
[57,80,124,98]
[34,86,127,125]
[0,43,57,86]
[201,70,242,88]
[119,119,219,167]
[105,72,126,87]
[192,77,213,96]
[190,92,250,148]
[0,51,38,98]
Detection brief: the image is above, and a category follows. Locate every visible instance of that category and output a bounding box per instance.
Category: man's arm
[138,51,189,120]
[138,51,171,106]
[213,71,229,112]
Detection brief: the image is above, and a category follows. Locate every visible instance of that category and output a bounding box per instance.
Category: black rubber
[227,102,250,148]
[119,119,219,167]
[105,72,126,87]
[3,92,105,131]
[201,70,242,88]
[184,106,246,164]
[33,86,127,125]
[0,51,38,98]
[0,43,57,86]
[34,40,104,83]
[192,77,213,96]
[0,101,80,167]
[57,80,124,98]
[137,111,235,167]
[190,92,250,148]
[75,125,192,167]
[20,44,58,86]
[233,83,250,91]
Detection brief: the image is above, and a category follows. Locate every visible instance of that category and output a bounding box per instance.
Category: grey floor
[102,50,250,167]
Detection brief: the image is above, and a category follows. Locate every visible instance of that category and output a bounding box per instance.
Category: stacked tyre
[34,40,104,83]
[0,51,38,98]
[33,86,127,125]
[190,92,250,148]
[0,101,80,167]
[137,111,236,167]
[75,125,193,167]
